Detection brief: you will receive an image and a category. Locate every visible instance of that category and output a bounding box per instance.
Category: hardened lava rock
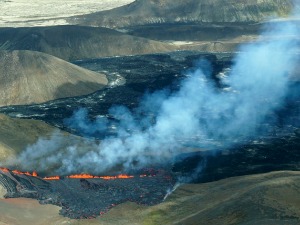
[0,169,176,219]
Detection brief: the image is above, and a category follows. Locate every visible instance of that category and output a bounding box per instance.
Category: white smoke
[163,183,181,201]
[14,14,299,174]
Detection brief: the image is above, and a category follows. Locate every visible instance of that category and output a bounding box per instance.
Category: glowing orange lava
[67,174,135,180]
[32,171,38,177]
[0,167,149,181]
[43,176,60,180]
[67,174,95,179]
[0,167,9,173]
[0,168,38,177]
[99,174,134,180]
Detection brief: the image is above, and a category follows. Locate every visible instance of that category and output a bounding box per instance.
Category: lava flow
[99,174,134,180]
[0,166,175,219]
[0,167,38,177]
[67,174,134,179]
[44,176,60,180]
[0,167,141,181]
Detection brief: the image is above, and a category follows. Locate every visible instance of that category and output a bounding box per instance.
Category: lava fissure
[67,174,135,180]
[43,176,60,180]
[0,167,143,181]
[0,167,175,219]
[1,167,38,177]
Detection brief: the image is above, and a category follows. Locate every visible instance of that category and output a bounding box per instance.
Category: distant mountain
[0,50,107,106]
[0,26,176,61]
[125,23,261,52]
[68,0,295,28]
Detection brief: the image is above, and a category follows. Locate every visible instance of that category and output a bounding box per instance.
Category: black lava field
[0,51,299,218]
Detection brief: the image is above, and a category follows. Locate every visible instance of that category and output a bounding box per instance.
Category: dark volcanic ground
[125,23,260,42]
[173,128,300,182]
[0,51,232,131]
[0,51,299,211]
[0,169,175,219]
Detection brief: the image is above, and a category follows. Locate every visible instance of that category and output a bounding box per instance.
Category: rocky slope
[0,26,176,61]
[69,0,296,28]
[0,50,107,106]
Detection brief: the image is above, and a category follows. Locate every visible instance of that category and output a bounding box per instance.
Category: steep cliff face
[0,26,176,61]
[69,0,296,28]
[0,50,107,106]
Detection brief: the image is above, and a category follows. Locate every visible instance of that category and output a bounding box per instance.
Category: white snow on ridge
[0,0,135,27]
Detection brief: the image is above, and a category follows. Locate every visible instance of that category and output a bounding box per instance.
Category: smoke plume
[14,15,299,174]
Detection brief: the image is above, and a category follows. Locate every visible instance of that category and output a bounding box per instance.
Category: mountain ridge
[0,25,176,61]
[68,0,296,28]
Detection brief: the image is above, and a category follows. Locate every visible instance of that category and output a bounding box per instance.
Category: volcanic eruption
[13,16,300,176]
[0,167,175,219]
[0,3,299,221]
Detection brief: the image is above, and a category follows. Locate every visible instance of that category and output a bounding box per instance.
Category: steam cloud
[14,14,299,174]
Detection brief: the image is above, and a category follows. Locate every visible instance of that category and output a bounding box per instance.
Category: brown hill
[68,0,295,28]
[0,50,107,106]
[0,26,176,61]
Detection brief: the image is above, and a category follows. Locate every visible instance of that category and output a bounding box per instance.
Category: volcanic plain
[0,0,299,224]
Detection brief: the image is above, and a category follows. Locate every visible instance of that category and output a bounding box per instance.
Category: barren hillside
[0,50,107,106]
[69,0,296,28]
[0,26,176,61]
